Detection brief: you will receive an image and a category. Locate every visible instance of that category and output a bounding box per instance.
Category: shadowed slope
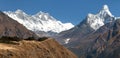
[0,11,37,39]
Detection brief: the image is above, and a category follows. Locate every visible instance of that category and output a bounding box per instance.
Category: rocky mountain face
[69,19,120,58]
[0,11,37,39]
[55,19,94,44]
[4,10,74,36]
[87,19,120,58]
[66,21,114,58]
[0,38,77,58]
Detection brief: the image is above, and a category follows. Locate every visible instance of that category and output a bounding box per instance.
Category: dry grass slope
[0,38,77,58]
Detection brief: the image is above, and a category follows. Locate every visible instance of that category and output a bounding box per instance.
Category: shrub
[0,36,21,44]
[25,37,36,41]
[37,37,48,41]
[0,36,21,42]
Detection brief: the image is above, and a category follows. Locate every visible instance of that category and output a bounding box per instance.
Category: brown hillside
[0,11,37,39]
[0,38,77,58]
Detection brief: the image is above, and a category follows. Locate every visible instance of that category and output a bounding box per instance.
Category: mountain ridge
[4,10,74,34]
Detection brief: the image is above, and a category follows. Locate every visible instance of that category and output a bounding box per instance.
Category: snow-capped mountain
[86,5,115,30]
[4,10,74,34]
[54,5,120,57]
[55,5,118,45]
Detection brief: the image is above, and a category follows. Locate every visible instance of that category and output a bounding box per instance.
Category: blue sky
[0,0,120,25]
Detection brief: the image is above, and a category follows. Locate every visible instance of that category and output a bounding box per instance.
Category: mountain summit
[4,10,74,34]
[86,5,115,30]
[55,5,116,44]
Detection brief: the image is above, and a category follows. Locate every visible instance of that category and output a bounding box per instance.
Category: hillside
[0,38,77,58]
[0,11,37,39]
